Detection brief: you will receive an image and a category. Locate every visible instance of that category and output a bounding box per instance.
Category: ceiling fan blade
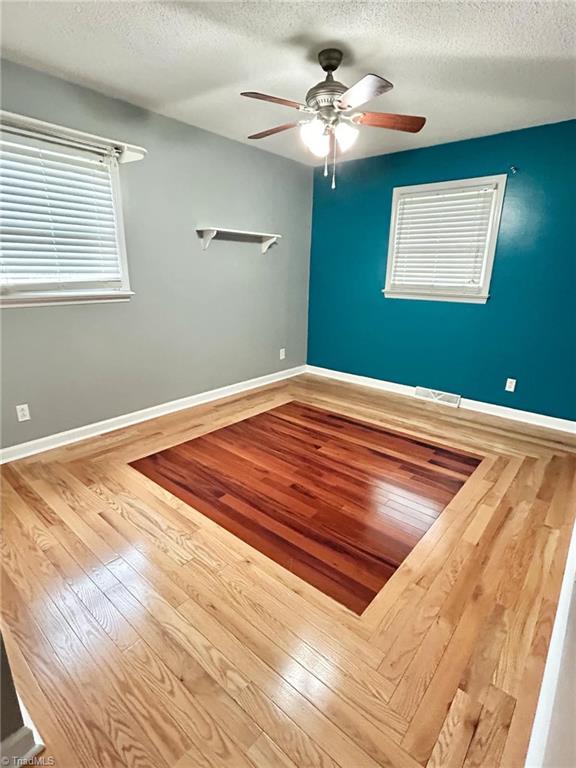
[356,112,426,133]
[248,123,298,140]
[337,74,393,110]
[241,91,305,110]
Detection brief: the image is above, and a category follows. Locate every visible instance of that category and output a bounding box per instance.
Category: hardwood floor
[1,373,575,768]
[131,401,480,613]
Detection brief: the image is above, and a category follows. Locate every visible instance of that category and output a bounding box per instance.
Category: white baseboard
[2,362,573,464]
[305,365,576,435]
[306,365,415,397]
[0,365,306,464]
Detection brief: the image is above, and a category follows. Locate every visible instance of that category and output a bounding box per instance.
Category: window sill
[0,289,134,309]
[383,290,489,304]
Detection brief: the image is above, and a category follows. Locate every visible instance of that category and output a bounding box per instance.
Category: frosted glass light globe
[300,119,330,158]
[335,121,359,152]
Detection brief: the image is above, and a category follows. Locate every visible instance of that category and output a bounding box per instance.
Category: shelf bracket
[261,235,280,254]
[201,229,218,250]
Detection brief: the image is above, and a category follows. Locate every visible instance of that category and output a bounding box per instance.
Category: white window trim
[383,174,508,304]
[0,111,145,309]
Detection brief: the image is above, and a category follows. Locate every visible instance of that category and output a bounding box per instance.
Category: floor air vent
[414,386,461,407]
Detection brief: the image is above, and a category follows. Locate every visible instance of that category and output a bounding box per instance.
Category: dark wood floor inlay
[130,402,481,613]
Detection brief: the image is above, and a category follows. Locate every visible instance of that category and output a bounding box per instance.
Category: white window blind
[384,175,507,304]
[0,137,131,306]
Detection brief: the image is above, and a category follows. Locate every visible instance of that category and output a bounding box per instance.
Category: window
[384,175,507,303]
[0,119,138,307]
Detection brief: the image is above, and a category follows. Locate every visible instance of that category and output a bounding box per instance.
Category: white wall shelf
[196,227,282,254]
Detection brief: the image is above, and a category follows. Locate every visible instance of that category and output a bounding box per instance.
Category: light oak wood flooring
[1,373,575,768]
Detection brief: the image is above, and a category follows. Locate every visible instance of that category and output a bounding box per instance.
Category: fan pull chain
[331,132,337,190]
[323,153,328,177]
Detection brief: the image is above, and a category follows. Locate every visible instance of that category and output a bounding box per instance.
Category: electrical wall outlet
[279,348,286,360]
[16,403,31,422]
[505,378,516,393]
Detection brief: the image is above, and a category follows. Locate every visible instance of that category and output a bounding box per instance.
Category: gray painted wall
[0,60,312,448]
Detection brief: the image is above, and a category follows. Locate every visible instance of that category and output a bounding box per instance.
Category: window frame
[383,174,508,304]
[0,114,140,309]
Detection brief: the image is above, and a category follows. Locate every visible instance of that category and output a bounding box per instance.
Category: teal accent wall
[307,120,576,421]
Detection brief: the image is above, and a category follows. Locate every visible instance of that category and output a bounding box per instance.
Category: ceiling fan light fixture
[334,120,359,152]
[299,118,330,158]
[242,48,426,174]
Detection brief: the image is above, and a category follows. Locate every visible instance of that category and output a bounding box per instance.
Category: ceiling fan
[241,48,426,186]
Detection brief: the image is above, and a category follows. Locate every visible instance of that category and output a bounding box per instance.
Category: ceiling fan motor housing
[305,77,347,111]
[306,48,348,113]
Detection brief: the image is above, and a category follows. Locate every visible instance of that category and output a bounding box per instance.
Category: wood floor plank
[123,640,259,767]
[426,688,482,768]
[498,596,558,768]
[462,685,516,768]
[492,525,559,697]
[378,539,475,688]
[390,614,455,720]
[459,603,509,705]
[235,683,340,768]
[246,732,299,768]
[401,582,492,764]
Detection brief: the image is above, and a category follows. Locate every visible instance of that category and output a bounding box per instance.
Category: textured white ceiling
[1,1,575,165]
